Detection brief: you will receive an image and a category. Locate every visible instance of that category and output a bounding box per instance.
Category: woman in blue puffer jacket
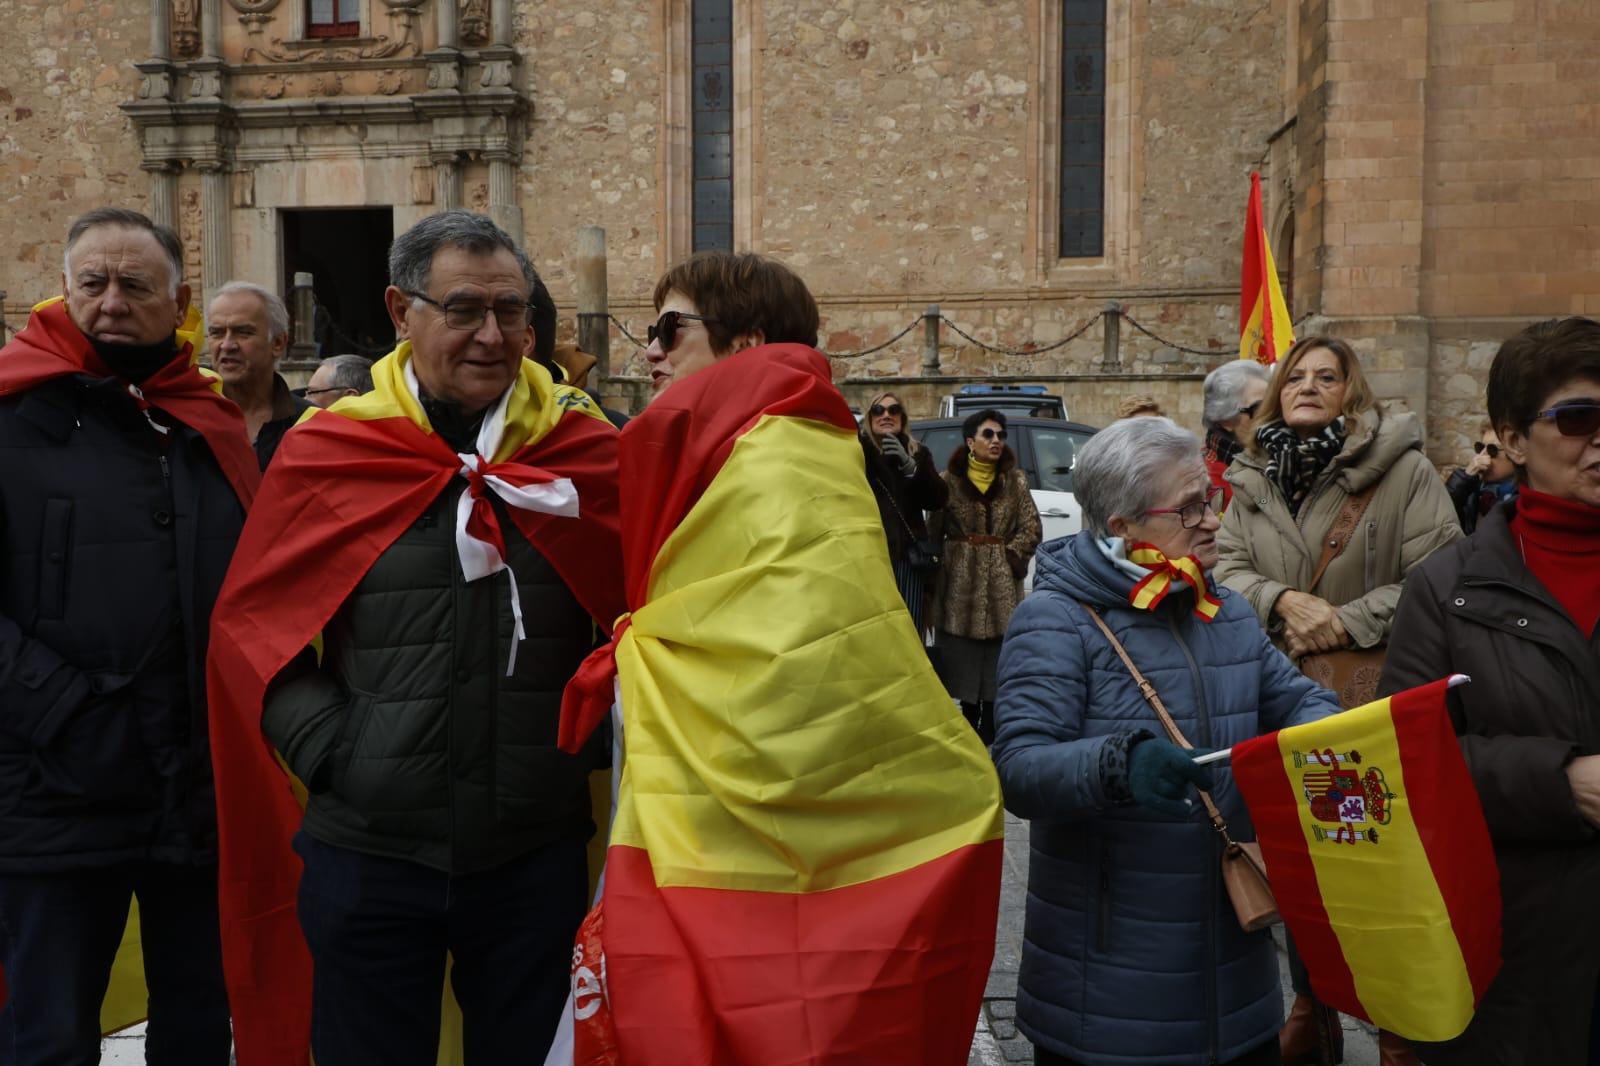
[993,416,1341,1066]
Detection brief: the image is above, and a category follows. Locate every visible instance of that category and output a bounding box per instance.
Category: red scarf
[1510,488,1600,637]
[206,363,625,1066]
[0,300,260,507]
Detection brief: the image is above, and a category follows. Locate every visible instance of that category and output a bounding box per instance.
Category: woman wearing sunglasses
[929,408,1043,744]
[1380,316,1600,1066]
[991,416,1340,1066]
[860,391,948,628]
[555,251,1005,1062]
[1444,421,1518,534]
[1213,335,1459,1065]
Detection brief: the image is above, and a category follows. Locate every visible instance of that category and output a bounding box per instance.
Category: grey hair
[1074,416,1206,537]
[1202,360,1271,426]
[388,210,538,298]
[63,207,184,298]
[209,280,290,342]
[319,354,374,394]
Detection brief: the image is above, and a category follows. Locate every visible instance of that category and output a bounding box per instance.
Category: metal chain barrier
[939,311,1104,357]
[822,318,922,359]
[1117,312,1223,357]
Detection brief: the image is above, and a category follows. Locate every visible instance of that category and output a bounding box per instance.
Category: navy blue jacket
[993,533,1339,1064]
[0,373,245,871]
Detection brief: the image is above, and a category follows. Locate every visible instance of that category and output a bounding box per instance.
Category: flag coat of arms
[1231,678,1501,1042]
[1239,171,1295,365]
[556,343,1005,1065]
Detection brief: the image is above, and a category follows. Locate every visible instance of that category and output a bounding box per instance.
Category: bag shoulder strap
[1306,482,1380,595]
[1078,602,1235,845]
[867,471,919,541]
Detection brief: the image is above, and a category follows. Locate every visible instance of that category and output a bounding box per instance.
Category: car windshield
[1031,427,1083,493]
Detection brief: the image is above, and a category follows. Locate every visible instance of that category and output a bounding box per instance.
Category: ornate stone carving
[466,180,489,212]
[172,0,201,58]
[225,0,282,11]
[459,0,490,46]
[189,61,224,99]
[376,71,405,95]
[242,1,420,63]
[308,72,345,97]
[136,61,176,101]
[426,52,463,91]
[178,187,203,283]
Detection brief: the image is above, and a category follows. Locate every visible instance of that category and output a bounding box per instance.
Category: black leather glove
[879,433,917,476]
[1127,737,1214,818]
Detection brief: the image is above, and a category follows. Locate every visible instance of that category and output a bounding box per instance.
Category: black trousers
[0,862,231,1066]
[1034,1036,1283,1066]
[294,831,587,1066]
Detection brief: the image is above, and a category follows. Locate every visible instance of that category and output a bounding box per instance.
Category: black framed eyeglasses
[869,403,904,418]
[405,290,531,332]
[1143,485,1227,529]
[1472,441,1501,458]
[1528,402,1600,438]
[648,310,721,353]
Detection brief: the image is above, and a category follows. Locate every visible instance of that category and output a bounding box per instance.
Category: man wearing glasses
[206,281,312,468]
[1445,420,1518,534]
[206,210,625,1065]
[299,353,374,409]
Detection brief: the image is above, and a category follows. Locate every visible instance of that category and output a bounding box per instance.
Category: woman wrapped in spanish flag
[553,252,1004,1065]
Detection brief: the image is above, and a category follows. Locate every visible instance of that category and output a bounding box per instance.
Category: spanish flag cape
[206,347,625,1066]
[0,298,259,506]
[560,344,1004,1065]
[0,299,257,1031]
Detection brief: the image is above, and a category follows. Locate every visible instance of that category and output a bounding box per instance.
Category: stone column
[201,165,232,297]
[152,0,171,59]
[492,0,512,46]
[437,0,458,50]
[147,165,180,232]
[201,0,221,57]
[433,157,462,211]
[487,155,521,236]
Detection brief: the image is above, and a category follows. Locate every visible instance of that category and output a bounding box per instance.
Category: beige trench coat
[1214,409,1462,652]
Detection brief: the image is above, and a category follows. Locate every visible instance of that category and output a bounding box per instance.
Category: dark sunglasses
[1472,441,1501,458]
[1529,402,1600,438]
[648,310,721,353]
[1238,401,1261,417]
[975,428,1008,441]
[869,403,904,418]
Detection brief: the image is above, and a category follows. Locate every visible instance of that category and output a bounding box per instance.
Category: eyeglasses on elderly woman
[1142,486,1227,529]
[1528,402,1600,437]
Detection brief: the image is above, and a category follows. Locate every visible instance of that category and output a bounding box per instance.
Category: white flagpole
[1188,674,1471,767]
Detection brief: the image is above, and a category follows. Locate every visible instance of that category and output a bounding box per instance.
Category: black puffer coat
[859,429,947,563]
[262,484,600,875]
[0,375,245,871]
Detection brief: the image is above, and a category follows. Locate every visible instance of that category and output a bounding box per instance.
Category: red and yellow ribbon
[1127,542,1222,621]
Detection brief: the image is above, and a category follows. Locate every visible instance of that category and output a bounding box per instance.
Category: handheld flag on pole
[1229,677,1501,1043]
[1239,171,1295,365]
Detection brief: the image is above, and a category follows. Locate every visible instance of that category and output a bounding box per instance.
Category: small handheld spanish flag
[1231,677,1501,1042]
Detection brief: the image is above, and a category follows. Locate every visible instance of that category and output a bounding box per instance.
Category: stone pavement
[101,811,1380,1065]
[968,811,1380,1065]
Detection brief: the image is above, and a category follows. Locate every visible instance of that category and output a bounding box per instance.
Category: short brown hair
[1486,317,1600,437]
[1116,394,1164,419]
[1249,335,1378,451]
[652,251,819,354]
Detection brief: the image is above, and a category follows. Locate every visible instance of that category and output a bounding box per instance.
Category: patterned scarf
[1204,422,1242,469]
[1257,417,1347,518]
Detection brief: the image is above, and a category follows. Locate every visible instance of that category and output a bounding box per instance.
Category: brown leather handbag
[1081,606,1281,933]
[1298,484,1385,709]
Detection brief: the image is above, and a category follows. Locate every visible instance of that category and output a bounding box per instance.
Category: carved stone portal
[171,0,201,58]
[460,0,491,47]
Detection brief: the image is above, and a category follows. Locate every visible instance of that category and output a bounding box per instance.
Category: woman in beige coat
[929,408,1042,744]
[1214,335,1461,1066]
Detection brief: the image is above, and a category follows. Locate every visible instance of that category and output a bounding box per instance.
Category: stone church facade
[0,0,1595,461]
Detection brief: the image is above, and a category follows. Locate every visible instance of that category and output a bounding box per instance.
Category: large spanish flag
[561,344,1004,1065]
[1239,171,1295,365]
[1231,678,1501,1042]
[207,346,624,1066]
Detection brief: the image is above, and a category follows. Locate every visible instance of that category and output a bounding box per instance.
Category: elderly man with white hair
[207,280,312,468]
[1201,359,1272,511]
[991,415,1339,1066]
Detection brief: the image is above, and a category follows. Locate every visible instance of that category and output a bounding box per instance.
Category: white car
[909,416,1099,591]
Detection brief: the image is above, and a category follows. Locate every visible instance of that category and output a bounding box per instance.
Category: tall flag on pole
[1239,171,1295,365]
[1231,678,1501,1043]
[554,344,1005,1066]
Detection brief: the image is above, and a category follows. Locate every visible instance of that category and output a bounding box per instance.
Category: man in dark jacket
[207,210,626,1066]
[207,280,313,468]
[0,207,259,1065]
